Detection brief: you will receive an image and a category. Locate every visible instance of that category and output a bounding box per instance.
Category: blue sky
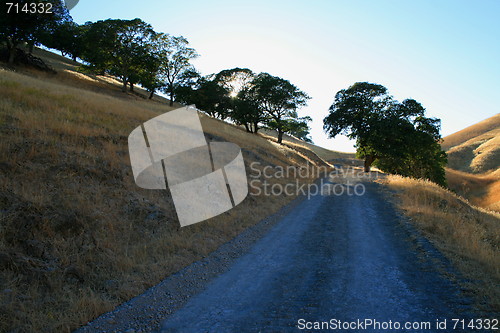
[70,0,499,152]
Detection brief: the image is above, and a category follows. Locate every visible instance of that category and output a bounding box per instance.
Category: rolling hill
[442,114,500,212]
[443,114,500,174]
[0,48,347,331]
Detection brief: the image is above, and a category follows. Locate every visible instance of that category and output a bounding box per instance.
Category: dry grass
[442,113,500,151]
[260,128,356,162]
[441,113,499,212]
[380,175,500,312]
[446,128,500,174]
[446,168,500,212]
[0,60,338,332]
[442,114,500,174]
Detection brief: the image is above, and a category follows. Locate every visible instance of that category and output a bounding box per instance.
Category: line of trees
[0,0,70,63]
[176,68,312,144]
[1,1,198,104]
[74,19,198,100]
[2,3,449,179]
[1,1,312,143]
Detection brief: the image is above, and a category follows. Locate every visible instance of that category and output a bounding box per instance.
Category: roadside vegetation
[381,175,500,312]
[378,114,499,313]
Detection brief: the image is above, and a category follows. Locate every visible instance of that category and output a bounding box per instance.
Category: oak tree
[250,73,310,143]
[323,82,447,185]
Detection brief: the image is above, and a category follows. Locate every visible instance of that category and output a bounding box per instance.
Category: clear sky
[70,0,499,152]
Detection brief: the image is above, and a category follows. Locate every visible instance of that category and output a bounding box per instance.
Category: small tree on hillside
[154,35,198,106]
[249,73,310,143]
[211,68,261,132]
[197,68,259,127]
[189,77,232,119]
[172,68,202,103]
[81,19,156,92]
[266,115,313,143]
[214,67,254,96]
[233,86,262,133]
[323,82,447,185]
[285,116,313,143]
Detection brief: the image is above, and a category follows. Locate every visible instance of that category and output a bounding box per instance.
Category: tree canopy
[1,9,313,145]
[177,69,311,143]
[38,20,84,61]
[247,73,310,143]
[80,18,157,92]
[323,82,447,186]
[154,34,198,105]
[1,0,71,63]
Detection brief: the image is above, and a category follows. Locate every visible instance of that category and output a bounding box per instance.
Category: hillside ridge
[0,48,350,332]
[441,113,500,212]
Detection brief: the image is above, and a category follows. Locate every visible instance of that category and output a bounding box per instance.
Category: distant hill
[442,114,500,212]
[442,114,500,174]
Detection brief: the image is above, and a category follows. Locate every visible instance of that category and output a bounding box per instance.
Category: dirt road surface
[158,179,478,332]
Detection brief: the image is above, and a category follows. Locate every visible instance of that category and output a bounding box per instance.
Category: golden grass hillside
[22,47,177,105]
[440,114,500,212]
[0,58,340,332]
[446,168,500,212]
[381,175,500,312]
[259,128,357,162]
[443,114,500,174]
[442,114,500,151]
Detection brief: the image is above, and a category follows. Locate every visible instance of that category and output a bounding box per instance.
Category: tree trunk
[8,48,16,64]
[364,155,376,172]
[244,123,250,132]
[169,89,174,106]
[277,129,284,144]
[129,83,134,92]
[253,121,259,133]
[121,78,127,92]
[6,39,16,64]
[148,89,155,100]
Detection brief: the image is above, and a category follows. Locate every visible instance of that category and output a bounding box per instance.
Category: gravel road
[77,177,483,333]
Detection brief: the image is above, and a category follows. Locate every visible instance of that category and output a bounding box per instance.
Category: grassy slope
[0,51,344,332]
[380,115,500,312]
[446,168,500,212]
[442,114,500,151]
[381,176,499,312]
[443,113,499,174]
[441,114,500,212]
[259,129,356,162]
